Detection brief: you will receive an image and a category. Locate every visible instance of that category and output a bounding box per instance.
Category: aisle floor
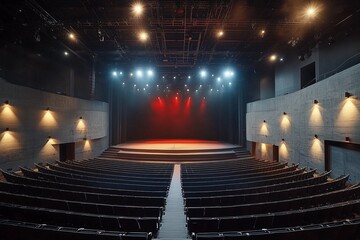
[157,164,189,239]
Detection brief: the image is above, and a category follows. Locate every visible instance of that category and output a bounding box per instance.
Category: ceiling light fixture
[138,31,149,42]
[132,2,144,17]
[270,54,277,61]
[68,33,76,40]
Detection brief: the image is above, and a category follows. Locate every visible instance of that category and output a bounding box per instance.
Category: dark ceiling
[1,0,359,74]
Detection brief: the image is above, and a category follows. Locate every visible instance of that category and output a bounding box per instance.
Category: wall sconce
[345,137,350,142]
[5,127,9,131]
[79,116,83,119]
[263,120,266,123]
[83,137,87,141]
[4,100,9,105]
[48,136,51,140]
[283,112,287,115]
[345,92,352,98]
[314,134,318,139]
[281,138,285,142]
[313,99,319,104]
[46,107,50,111]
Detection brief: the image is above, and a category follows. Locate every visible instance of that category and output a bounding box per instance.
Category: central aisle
[157,164,189,239]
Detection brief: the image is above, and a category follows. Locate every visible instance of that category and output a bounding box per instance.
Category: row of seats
[0,219,151,240]
[184,174,349,207]
[181,157,360,239]
[0,159,173,239]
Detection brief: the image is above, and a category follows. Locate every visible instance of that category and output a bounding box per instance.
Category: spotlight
[132,2,144,17]
[314,99,319,104]
[270,54,277,61]
[173,76,176,79]
[305,5,319,18]
[217,77,221,82]
[314,134,318,139]
[224,70,234,78]
[130,72,133,77]
[120,72,123,75]
[280,58,284,62]
[345,92,352,98]
[136,70,143,78]
[200,70,207,78]
[147,69,154,77]
[112,71,118,77]
[64,51,69,56]
[188,76,191,79]
[217,30,224,38]
[345,137,350,142]
[229,82,232,86]
[68,33,76,40]
[138,31,149,42]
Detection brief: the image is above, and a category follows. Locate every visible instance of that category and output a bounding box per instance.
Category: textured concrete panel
[0,78,109,170]
[247,63,360,172]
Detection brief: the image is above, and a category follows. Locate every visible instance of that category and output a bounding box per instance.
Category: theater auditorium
[0,0,360,239]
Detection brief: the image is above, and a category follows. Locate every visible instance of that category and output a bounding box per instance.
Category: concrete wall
[247,63,360,173]
[0,78,109,170]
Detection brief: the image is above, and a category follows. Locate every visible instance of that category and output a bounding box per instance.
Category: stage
[99,140,246,162]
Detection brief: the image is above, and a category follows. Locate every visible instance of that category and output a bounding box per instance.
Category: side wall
[0,78,109,170]
[246,63,360,173]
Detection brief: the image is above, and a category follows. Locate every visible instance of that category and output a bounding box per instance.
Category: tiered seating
[182,157,360,239]
[0,159,173,240]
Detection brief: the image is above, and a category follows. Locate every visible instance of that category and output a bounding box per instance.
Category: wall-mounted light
[79,117,83,119]
[283,112,287,115]
[4,100,9,105]
[48,136,51,139]
[282,138,285,142]
[345,137,350,142]
[46,107,50,111]
[5,127,9,131]
[345,92,352,98]
[263,120,266,123]
[314,99,319,104]
[314,134,318,139]
[83,137,87,141]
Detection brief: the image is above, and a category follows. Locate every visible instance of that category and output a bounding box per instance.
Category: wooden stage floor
[113,139,239,156]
